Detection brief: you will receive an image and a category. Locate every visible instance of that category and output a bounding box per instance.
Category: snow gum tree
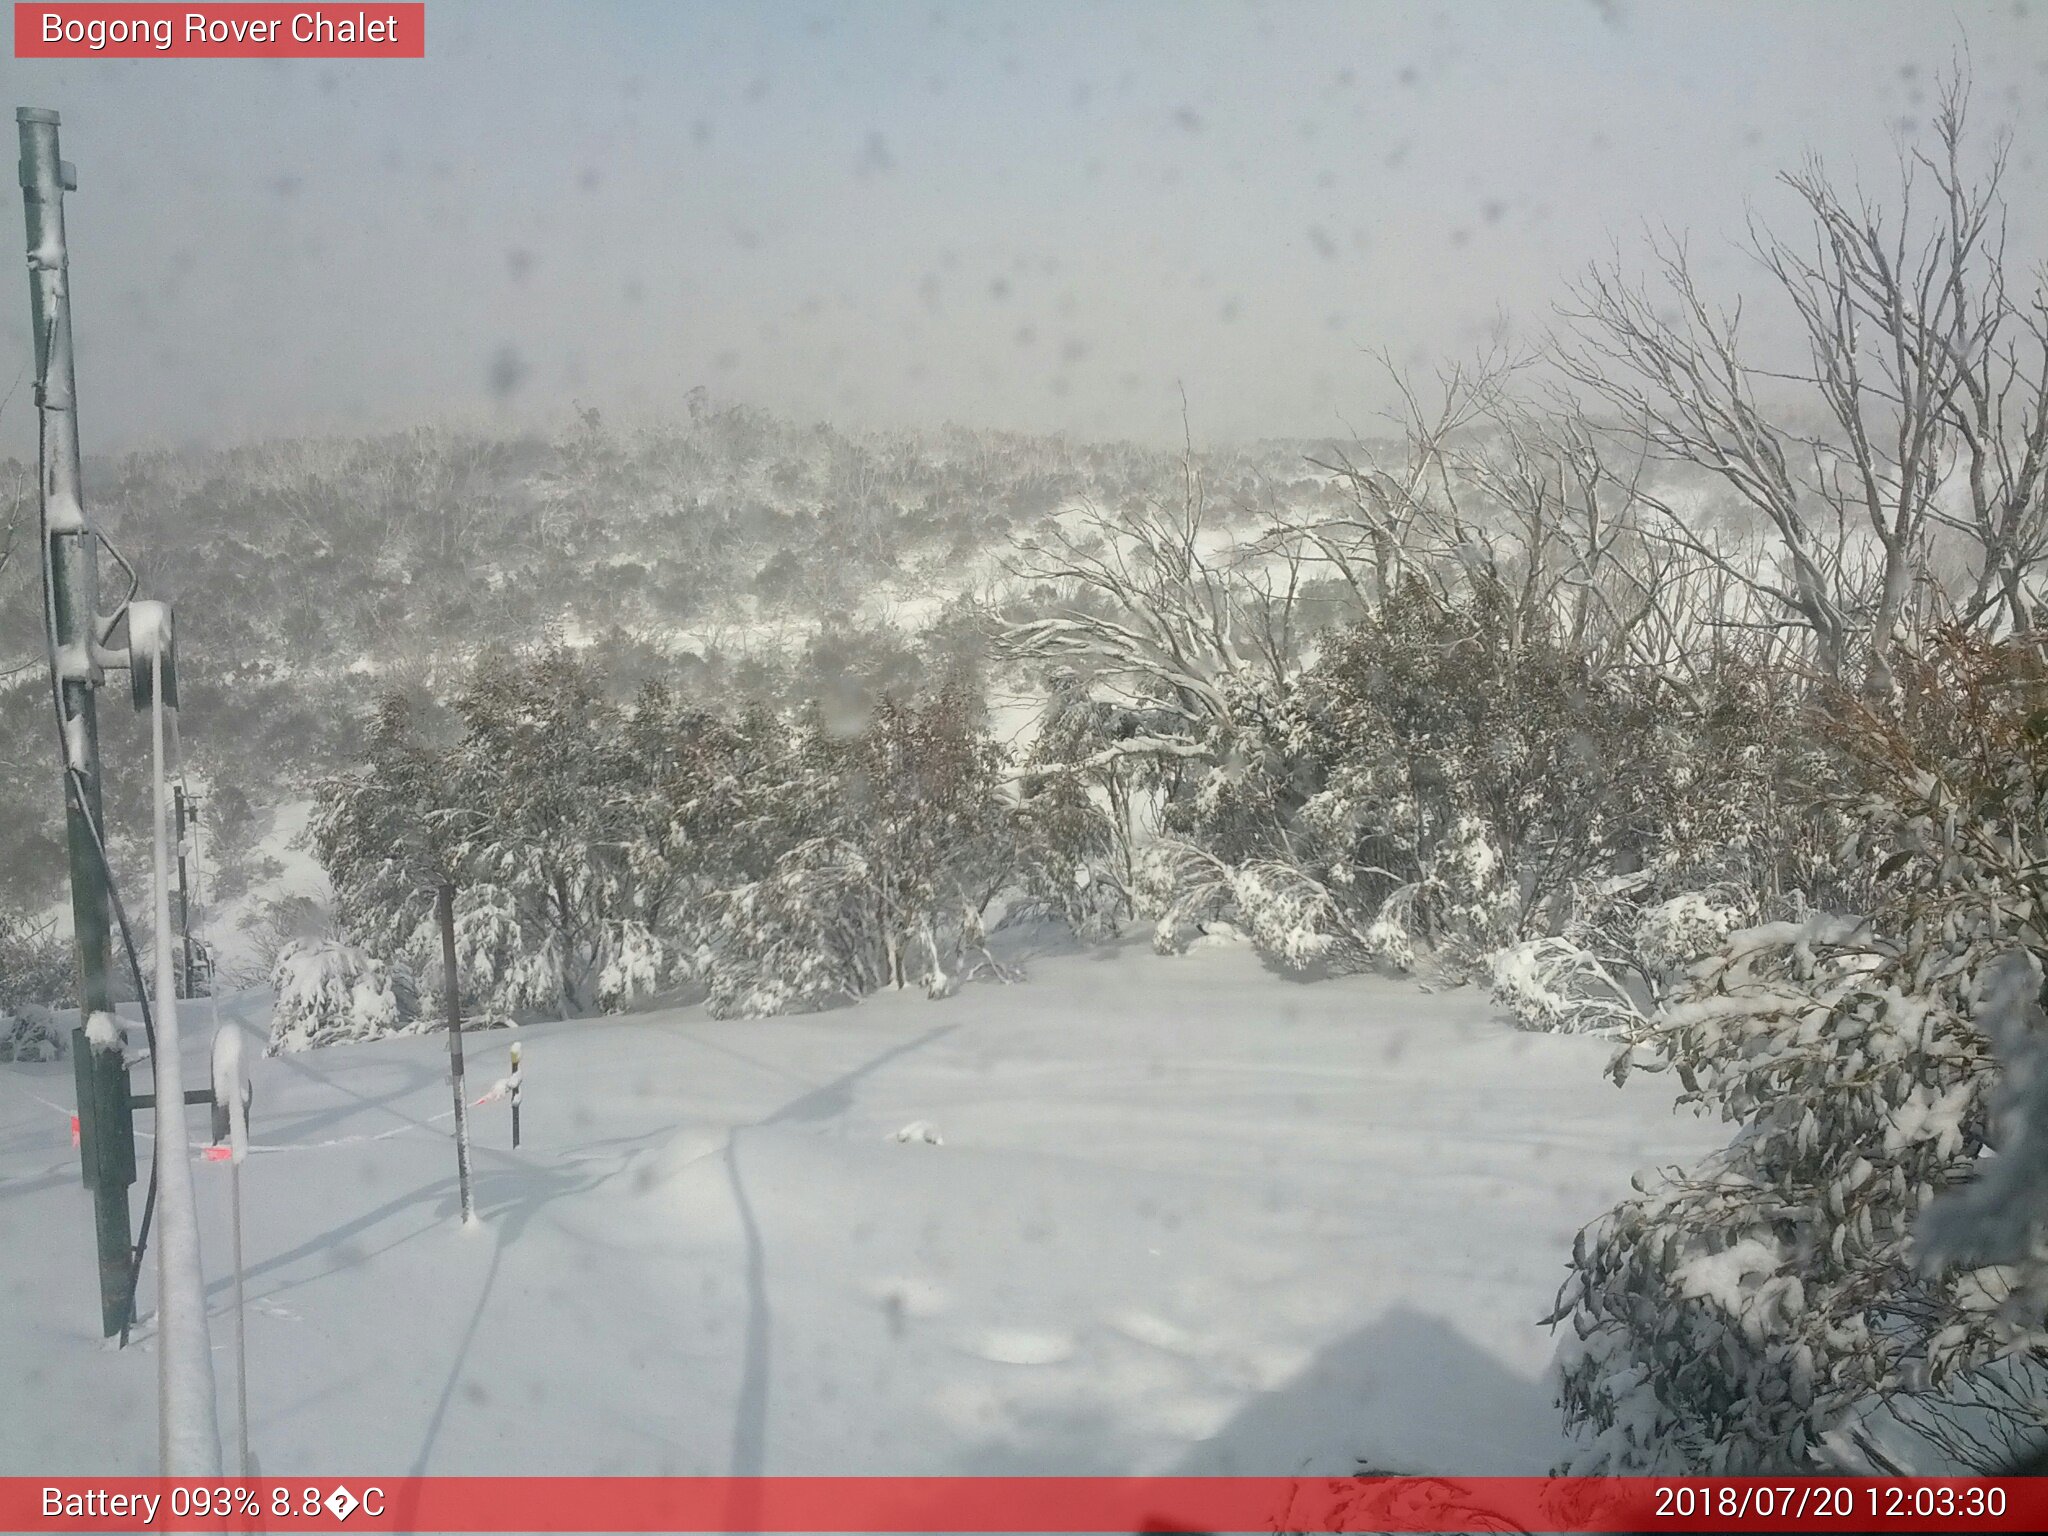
[314,641,1025,1024]
[315,644,682,1023]
[443,643,676,1017]
[703,691,1013,1016]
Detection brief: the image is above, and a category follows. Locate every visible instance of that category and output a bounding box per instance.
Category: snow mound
[892,1120,943,1146]
[969,1327,1075,1366]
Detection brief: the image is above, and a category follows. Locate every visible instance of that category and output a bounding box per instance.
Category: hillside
[0,403,1361,948]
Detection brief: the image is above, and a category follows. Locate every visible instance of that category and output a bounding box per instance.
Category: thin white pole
[230,1157,248,1476]
[146,636,221,1473]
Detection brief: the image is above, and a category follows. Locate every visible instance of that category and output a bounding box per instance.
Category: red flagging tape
[4,1477,2041,1533]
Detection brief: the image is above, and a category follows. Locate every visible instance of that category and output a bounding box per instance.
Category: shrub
[1553,632,2048,1474]
[267,938,419,1054]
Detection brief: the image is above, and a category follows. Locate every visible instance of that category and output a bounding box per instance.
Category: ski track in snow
[1,938,1719,1478]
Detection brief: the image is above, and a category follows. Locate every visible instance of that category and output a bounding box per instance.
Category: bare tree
[1292,351,1519,612]
[1557,74,2042,698]
[999,440,1301,751]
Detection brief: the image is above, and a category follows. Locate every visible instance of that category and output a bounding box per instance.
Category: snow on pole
[208,1024,250,1164]
[142,635,221,1474]
[510,1041,522,1149]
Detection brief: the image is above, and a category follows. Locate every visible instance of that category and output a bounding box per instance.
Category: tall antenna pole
[20,106,137,1338]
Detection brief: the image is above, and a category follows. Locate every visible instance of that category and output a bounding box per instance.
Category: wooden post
[437,883,475,1224]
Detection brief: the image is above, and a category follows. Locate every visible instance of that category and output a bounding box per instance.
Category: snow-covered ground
[1,936,1717,1478]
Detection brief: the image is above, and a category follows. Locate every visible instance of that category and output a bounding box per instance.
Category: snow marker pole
[208,1023,252,1475]
[509,1042,521,1148]
[19,105,136,1338]
[229,1154,246,1475]
[437,884,476,1225]
[208,1025,252,1476]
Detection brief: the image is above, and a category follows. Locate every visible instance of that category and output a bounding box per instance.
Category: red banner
[13,5,424,58]
[0,1476,2040,1532]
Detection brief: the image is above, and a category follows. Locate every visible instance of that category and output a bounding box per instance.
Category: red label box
[14,5,425,58]
[2,1476,2044,1533]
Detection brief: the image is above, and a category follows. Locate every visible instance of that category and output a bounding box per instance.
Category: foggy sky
[2,0,2046,455]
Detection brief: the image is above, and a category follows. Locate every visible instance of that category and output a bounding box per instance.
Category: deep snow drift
[1,936,1717,1477]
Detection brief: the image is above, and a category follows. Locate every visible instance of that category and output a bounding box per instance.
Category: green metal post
[20,106,136,1339]
[175,785,195,998]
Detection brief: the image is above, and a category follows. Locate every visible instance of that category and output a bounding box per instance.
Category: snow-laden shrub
[1138,842,1241,956]
[0,909,71,1016]
[406,882,522,1015]
[697,694,1014,1014]
[595,919,672,1011]
[1129,576,1741,983]
[1636,887,1754,977]
[319,651,1024,1024]
[1494,882,1758,1035]
[1146,813,1515,980]
[267,938,419,1054]
[1012,771,1126,940]
[1551,914,1994,1472]
[1490,937,1650,1034]
[1148,847,1379,971]
[1555,632,2048,1475]
[703,845,877,1018]
[1229,859,1364,970]
[0,1005,64,1063]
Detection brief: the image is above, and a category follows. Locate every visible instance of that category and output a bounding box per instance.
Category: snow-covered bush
[267,937,419,1054]
[704,693,1014,1015]
[595,919,670,1011]
[0,908,71,1016]
[320,650,707,1022]
[318,648,1026,1024]
[0,1005,64,1063]
[1132,576,1696,980]
[1011,769,1127,940]
[1634,887,1755,976]
[704,843,880,1017]
[1489,936,1650,1034]
[1554,632,2048,1474]
[1493,881,1759,1035]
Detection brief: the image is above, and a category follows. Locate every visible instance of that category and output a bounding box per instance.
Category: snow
[209,1025,250,1165]
[84,1011,126,1055]
[471,1074,518,1108]
[1,936,1715,1477]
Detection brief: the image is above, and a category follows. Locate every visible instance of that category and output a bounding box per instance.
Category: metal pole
[230,1158,248,1476]
[509,1041,521,1149]
[174,785,196,998]
[437,883,475,1224]
[20,105,136,1338]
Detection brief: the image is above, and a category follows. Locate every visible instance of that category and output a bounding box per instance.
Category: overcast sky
[2,0,2046,454]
